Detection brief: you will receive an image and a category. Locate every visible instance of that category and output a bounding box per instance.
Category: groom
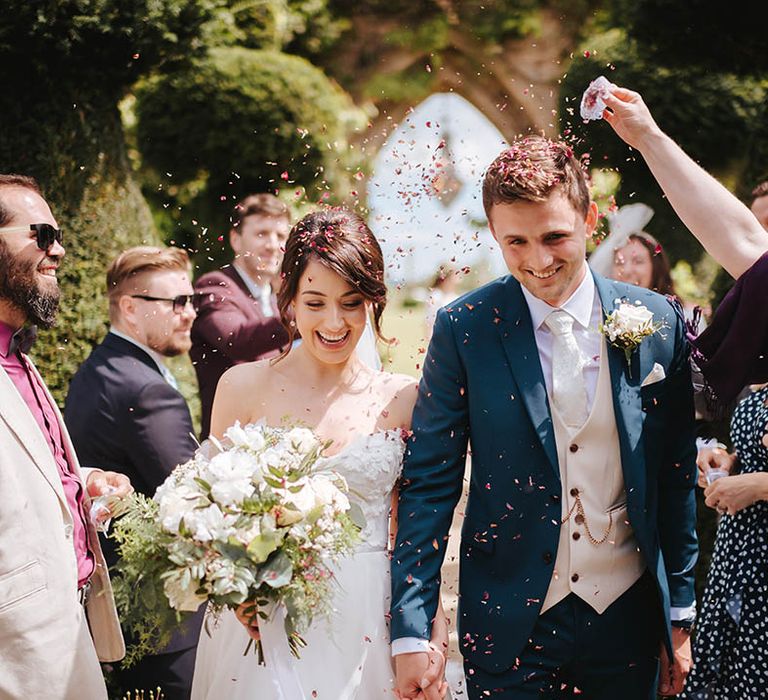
[391,137,698,698]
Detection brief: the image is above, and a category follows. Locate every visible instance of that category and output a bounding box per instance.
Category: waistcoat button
[569,443,579,453]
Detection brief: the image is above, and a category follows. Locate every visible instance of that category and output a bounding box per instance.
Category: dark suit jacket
[391,273,698,674]
[191,265,289,438]
[64,332,204,652]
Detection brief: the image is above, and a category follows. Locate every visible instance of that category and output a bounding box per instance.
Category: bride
[191,209,448,699]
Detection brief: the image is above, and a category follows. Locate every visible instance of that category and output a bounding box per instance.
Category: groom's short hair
[482,136,590,218]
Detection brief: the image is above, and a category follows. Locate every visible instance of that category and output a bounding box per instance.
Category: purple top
[0,321,95,587]
[691,251,768,406]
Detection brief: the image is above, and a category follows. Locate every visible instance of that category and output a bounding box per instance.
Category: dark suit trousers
[464,572,663,700]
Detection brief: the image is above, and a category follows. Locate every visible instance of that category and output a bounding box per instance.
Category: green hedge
[135,45,365,270]
[0,0,212,403]
[559,29,767,264]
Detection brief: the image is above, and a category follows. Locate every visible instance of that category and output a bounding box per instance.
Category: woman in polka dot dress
[682,387,768,698]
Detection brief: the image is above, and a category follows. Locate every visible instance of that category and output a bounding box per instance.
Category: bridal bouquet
[110,422,362,665]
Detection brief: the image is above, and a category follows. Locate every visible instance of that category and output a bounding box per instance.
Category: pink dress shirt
[0,321,95,587]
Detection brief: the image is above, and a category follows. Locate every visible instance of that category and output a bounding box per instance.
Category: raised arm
[602,86,768,278]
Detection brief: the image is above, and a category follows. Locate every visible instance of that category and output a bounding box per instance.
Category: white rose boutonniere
[601,300,664,373]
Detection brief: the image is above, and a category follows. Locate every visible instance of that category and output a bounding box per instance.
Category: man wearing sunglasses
[64,245,205,699]
[0,174,129,699]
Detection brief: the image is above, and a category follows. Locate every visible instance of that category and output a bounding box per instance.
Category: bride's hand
[234,601,261,641]
[424,645,449,699]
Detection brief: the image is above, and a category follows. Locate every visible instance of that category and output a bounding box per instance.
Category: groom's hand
[658,627,692,696]
[394,649,446,700]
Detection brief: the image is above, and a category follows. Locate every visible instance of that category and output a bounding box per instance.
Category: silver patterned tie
[544,310,589,429]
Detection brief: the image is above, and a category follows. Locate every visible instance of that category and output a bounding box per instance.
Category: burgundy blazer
[191,266,289,438]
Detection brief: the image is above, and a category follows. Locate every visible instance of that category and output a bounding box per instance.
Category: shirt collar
[0,321,16,358]
[232,263,272,300]
[520,262,596,330]
[108,327,170,377]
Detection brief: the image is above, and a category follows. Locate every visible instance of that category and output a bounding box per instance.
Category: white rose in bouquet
[207,450,261,507]
[155,478,204,534]
[284,427,321,455]
[311,474,350,513]
[225,421,267,453]
[109,421,362,667]
[183,503,236,542]
[163,570,207,612]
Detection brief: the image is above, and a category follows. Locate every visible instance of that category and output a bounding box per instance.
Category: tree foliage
[0,0,213,403]
[608,0,768,77]
[134,46,366,269]
[560,26,767,264]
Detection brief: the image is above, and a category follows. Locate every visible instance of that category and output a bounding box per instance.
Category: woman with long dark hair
[191,209,448,699]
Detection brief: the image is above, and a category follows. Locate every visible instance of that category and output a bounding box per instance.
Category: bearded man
[0,173,129,699]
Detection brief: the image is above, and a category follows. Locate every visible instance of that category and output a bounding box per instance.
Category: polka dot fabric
[683,387,768,699]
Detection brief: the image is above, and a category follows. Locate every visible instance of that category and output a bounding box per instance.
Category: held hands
[394,647,448,700]
[658,627,692,696]
[601,86,664,152]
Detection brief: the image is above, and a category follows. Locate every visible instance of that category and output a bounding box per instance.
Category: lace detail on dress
[317,430,405,550]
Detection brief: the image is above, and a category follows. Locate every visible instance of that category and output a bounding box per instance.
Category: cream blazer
[0,361,124,699]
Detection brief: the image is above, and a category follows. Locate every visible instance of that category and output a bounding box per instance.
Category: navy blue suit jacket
[390,273,698,673]
[64,332,203,652]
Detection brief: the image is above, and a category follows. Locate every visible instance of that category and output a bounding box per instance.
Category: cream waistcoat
[541,339,646,614]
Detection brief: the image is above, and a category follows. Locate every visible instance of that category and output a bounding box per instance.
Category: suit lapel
[0,361,67,504]
[594,275,646,491]
[496,280,559,479]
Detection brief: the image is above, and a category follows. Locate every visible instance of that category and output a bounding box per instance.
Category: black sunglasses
[130,293,208,314]
[0,223,63,251]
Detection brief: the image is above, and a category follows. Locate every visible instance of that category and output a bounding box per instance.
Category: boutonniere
[600,300,664,373]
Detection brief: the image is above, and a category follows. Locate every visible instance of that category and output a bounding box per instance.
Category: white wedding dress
[191,429,405,700]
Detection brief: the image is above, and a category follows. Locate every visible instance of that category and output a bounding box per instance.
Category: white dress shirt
[232,263,275,318]
[520,264,602,411]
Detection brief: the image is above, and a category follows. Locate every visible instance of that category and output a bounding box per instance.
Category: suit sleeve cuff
[670,602,696,621]
[391,637,431,656]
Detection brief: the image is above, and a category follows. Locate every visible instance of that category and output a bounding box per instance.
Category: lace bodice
[317,430,405,550]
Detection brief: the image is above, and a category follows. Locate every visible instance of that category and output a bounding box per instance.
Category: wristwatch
[671,615,695,631]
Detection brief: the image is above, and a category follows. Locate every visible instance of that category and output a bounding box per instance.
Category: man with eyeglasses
[0,174,129,698]
[65,245,204,699]
[191,193,291,438]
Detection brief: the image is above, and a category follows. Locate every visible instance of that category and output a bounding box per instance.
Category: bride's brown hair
[276,208,388,355]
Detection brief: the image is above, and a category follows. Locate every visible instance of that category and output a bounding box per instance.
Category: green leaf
[246,530,283,563]
[257,551,293,588]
